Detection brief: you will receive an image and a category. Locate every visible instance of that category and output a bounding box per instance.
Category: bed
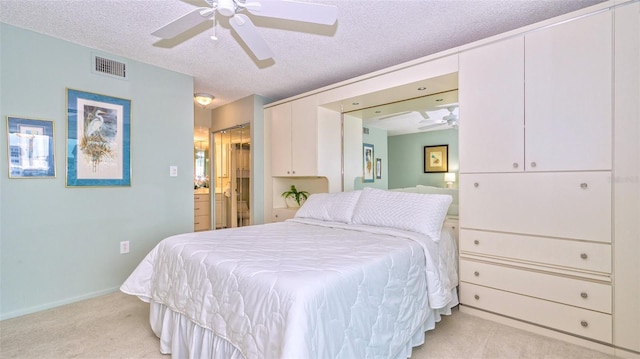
[121,187,459,358]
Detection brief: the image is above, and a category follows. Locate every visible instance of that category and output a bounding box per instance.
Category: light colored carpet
[0,291,615,359]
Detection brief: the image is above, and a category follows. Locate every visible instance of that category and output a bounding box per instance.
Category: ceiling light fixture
[194,93,215,108]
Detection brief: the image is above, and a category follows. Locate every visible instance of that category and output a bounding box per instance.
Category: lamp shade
[194,93,214,107]
[444,172,456,183]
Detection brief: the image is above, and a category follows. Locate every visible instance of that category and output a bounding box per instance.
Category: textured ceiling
[0,0,606,109]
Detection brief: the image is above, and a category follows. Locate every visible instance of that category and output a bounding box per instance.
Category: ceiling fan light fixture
[194,93,215,107]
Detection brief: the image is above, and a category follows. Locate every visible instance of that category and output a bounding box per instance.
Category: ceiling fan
[417,106,458,130]
[152,0,338,61]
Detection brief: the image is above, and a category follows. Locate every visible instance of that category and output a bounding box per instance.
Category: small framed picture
[363,143,374,183]
[376,158,382,179]
[6,116,56,178]
[66,88,131,187]
[424,145,448,173]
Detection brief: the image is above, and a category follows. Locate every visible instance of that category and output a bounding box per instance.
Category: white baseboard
[0,286,120,321]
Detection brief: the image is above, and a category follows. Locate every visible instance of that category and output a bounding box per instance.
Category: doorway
[212,124,251,229]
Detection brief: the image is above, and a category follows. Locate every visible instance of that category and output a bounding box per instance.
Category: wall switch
[169,165,178,177]
[120,241,130,254]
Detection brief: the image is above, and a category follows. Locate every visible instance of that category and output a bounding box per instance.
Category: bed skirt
[147,289,458,359]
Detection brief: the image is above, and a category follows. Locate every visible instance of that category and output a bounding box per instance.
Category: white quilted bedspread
[121,218,455,359]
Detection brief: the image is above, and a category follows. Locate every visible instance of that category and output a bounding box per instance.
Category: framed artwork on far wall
[6,116,56,178]
[376,158,382,179]
[66,88,131,187]
[363,143,374,183]
[424,145,448,173]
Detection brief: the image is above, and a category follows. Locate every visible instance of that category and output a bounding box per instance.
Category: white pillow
[351,187,452,242]
[417,185,459,216]
[294,191,362,223]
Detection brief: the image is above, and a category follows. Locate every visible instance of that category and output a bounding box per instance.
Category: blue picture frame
[66,89,131,187]
[6,116,56,178]
[363,143,374,183]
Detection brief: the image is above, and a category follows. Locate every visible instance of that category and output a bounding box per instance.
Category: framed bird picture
[66,89,131,187]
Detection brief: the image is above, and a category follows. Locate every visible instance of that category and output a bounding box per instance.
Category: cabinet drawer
[194,194,209,202]
[460,259,611,313]
[194,215,210,231]
[194,202,210,216]
[460,172,611,242]
[460,230,611,274]
[271,208,297,222]
[460,282,612,343]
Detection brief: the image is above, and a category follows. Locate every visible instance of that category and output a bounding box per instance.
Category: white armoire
[458,2,639,357]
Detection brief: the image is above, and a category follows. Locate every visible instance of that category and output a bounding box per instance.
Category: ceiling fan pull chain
[211,12,218,41]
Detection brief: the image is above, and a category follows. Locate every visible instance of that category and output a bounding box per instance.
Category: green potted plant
[281,185,309,208]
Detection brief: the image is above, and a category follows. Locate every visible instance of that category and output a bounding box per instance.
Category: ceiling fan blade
[230,14,274,60]
[152,8,213,39]
[246,0,338,25]
[377,111,411,121]
[418,122,445,131]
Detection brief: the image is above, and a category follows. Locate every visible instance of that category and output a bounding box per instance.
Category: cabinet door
[290,97,318,176]
[525,11,612,172]
[459,36,525,173]
[460,172,611,243]
[268,103,293,176]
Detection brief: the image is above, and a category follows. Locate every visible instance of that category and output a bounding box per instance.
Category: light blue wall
[388,129,459,188]
[354,126,388,190]
[0,24,194,319]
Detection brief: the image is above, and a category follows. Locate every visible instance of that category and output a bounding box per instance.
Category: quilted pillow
[295,191,362,223]
[351,187,452,242]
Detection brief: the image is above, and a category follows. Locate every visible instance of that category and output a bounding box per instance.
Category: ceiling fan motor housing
[217,0,237,17]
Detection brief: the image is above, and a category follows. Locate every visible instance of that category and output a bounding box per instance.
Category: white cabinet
[458,10,615,347]
[613,1,640,353]
[269,96,318,177]
[459,11,612,174]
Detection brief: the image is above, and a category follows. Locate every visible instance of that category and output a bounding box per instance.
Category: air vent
[363,127,370,135]
[92,54,128,79]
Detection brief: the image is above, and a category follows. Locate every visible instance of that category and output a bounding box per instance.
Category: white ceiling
[0,0,606,111]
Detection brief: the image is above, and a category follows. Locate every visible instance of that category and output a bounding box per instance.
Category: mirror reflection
[343,89,459,197]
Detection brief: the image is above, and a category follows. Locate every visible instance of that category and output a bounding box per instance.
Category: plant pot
[285,197,303,208]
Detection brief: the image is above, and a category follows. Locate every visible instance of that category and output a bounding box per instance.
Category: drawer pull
[195,207,200,210]
[474,182,479,188]
[474,294,480,300]
[530,161,537,168]
[474,271,480,277]
[474,240,480,245]
[580,183,588,189]
[513,162,519,168]
[580,253,588,260]
[581,320,589,328]
[580,292,588,299]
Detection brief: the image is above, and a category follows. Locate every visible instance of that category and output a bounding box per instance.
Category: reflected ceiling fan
[152,0,338,61]
[417,106,458,130]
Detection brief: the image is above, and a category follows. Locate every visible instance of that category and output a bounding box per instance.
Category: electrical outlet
[120,241,130,254]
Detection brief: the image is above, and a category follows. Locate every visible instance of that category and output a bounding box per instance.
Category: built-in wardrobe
[458,2,639,356]
[263,1,639,356]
